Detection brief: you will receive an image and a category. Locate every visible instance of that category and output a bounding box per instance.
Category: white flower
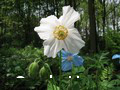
[34,6,85,58]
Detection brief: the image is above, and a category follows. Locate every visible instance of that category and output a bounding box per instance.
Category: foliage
[1,46,120,89]
[105,29,120,54]
[0,46,45,89]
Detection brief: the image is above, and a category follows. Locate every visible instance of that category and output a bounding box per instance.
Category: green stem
[48,66,56,90]
[70,75,72,90]
[96,70,98,90]
[50,80,55,90]
[40,59,57,90]
[71,65,74,90]
[59,51,62,89]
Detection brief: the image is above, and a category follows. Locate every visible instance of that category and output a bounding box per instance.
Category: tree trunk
[25,0,31,45]
[69,0,73,6]
[88,0,98,53]
[113,0,116,30]
[64,0,67,5]
[100,0,106,49]
[102,0,106,35]
[55,0,59,17]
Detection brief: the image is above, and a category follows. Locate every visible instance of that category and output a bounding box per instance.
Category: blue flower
[112,54,120,59]
[58,50,84,71]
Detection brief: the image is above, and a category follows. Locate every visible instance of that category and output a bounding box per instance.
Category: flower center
[53,25,68,40]
[67,56,72,61]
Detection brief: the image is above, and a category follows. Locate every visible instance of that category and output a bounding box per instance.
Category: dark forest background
[0,0,120,90]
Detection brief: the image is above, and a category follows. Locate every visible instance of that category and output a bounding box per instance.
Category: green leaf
[47,81,59,90]
[112,87,120,90]
[78,66,85,72]
[72,81,81,90]
[72,66,85,74]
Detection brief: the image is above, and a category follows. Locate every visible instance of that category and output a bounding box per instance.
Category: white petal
[40,15,59,27]
[63,28,85,53]
[43,37,55,57]
[43,37,63,58]
[44,45,51,57]
[34,15,59,40]
[52,40,64,57]
[59,6,80,28]
[34,24,52,40]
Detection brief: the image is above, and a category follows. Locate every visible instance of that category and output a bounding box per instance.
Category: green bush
[105,30,120,54]
[0,46,120,90]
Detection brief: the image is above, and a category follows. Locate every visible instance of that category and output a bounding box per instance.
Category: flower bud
[39,63,50,79]
[28,62,39,78]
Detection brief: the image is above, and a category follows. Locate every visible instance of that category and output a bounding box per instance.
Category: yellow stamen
[67,56,72,61]
[53,25,68,40]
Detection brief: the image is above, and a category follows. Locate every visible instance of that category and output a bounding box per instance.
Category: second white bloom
[34,6,85,58]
